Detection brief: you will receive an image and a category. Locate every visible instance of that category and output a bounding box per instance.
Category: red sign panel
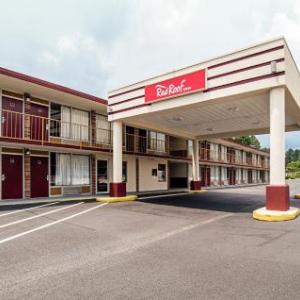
[145,69,206,103]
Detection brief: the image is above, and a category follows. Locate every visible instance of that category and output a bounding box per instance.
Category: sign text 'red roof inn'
[145,69,206,103]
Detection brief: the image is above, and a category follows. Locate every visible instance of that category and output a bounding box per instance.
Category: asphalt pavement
[1,180,300,299]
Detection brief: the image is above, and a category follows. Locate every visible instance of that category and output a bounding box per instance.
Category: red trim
[204,71,285,93]
[108,45,284,101]
[108,103,149,115]
[0,67,107,105]
[108,71,285,115]
[266,184,289,211]
[207,58,284,80]
[208,45,284,70]
[110,182,126,197]
[109,94,144,107]
[108,86,145,99]
[190,180,201,190]
[0,137,112,153]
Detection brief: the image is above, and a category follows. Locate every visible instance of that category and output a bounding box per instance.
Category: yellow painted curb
[190,190,208,193]
[294,194,300,199]
[253,207,300,222]
[96,195,138,203]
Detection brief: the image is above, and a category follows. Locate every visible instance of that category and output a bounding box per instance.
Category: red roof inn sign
[145,69,206,103]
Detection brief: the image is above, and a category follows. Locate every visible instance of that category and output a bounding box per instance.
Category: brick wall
[24,154,31,198]
[91,110,96,147]
[91,154,96,195]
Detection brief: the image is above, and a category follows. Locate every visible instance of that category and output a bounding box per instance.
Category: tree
[285,149,300,165]
[234,135,261,149]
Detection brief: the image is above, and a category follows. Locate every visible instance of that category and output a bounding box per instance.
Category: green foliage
[286,159,300,180]
[286,149,300,165]
[234,136,261,149]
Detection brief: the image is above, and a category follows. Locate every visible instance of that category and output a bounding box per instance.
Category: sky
[0,0,300,149]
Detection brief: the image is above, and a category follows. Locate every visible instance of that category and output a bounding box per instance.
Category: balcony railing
[0,109,112,149]
[125,133,167,154]
[196,147,268,168]
[0,109,270,167]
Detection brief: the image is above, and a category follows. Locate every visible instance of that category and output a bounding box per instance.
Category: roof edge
[0,66,107,105]
[109,36,285,95]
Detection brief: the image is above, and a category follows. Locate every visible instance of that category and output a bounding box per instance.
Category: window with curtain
[51,153,90,186]
[61,106,71,139]
[54,153,71,186]
[157,133,166,152]
[58,106,89,141]
[71,109,89,141]
[148,131,166,152]
[96,114,111,145]
[72,155,90,185]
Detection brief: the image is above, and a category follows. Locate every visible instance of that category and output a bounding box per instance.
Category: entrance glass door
[97,160,108,193]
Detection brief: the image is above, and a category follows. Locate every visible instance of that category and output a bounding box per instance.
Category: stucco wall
[139,157,168,191]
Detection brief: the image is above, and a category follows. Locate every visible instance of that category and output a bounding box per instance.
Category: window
[96,114,111,145]
[158,164,166,182]
[50,103,89,141]
[152,169,157,177]
[148,131,166,152]
[72,155,90,185]
[71,109,89,141]
[50,103,61,137]
[50,153,90,186]
[97,160,108,192]
[122,161,127,182]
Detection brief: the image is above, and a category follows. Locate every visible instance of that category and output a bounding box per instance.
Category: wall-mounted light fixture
[24,148,31,156]
[270,61,277,74]
[24,93,31,101]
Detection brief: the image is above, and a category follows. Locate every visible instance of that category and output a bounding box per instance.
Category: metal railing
[0,109,112,149]
[125,133,167,154]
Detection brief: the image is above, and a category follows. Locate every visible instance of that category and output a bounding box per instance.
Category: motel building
[0,37,299,221]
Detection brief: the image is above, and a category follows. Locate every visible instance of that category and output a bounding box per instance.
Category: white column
[269,87,285,185]
[113,120,123,183]
[192,139,199,181]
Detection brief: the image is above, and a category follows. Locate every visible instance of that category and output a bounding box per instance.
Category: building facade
[0,67,269,200]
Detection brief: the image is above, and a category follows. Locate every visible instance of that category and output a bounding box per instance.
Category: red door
[2,97,23,139]
[26,103,49,141]
[30,156,49,198]
[2,154,23,199]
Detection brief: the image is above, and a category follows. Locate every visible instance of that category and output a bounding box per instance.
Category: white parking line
[139,192,191,200]
[0,202,84,229]
[0,202,59,218]
[0,202,108,245]
[107,213,233,257]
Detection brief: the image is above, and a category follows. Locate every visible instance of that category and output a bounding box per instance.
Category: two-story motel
[1,37,299,221]
[107,37,300,221]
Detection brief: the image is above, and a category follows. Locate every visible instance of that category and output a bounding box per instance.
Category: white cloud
[1,0,300,147]
[38,52,60,67]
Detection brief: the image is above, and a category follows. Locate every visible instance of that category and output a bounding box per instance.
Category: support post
[190,139,201,190]
[266,87,289,211]
[110,121,126,197]
[253,87,299,221]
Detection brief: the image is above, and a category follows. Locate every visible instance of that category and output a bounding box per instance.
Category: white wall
[139,157,168,191]
[95,153,136,193]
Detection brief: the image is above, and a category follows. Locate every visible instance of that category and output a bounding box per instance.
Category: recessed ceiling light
[227,106,239,112]
[252,120,260,125]
[172,116,184,122]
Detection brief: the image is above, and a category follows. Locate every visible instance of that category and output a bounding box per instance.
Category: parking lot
[1,181,300,300]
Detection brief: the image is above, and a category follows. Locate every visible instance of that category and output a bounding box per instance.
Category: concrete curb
[253,207,300,221]
[96,195,138,203]
[189,190,208,193]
